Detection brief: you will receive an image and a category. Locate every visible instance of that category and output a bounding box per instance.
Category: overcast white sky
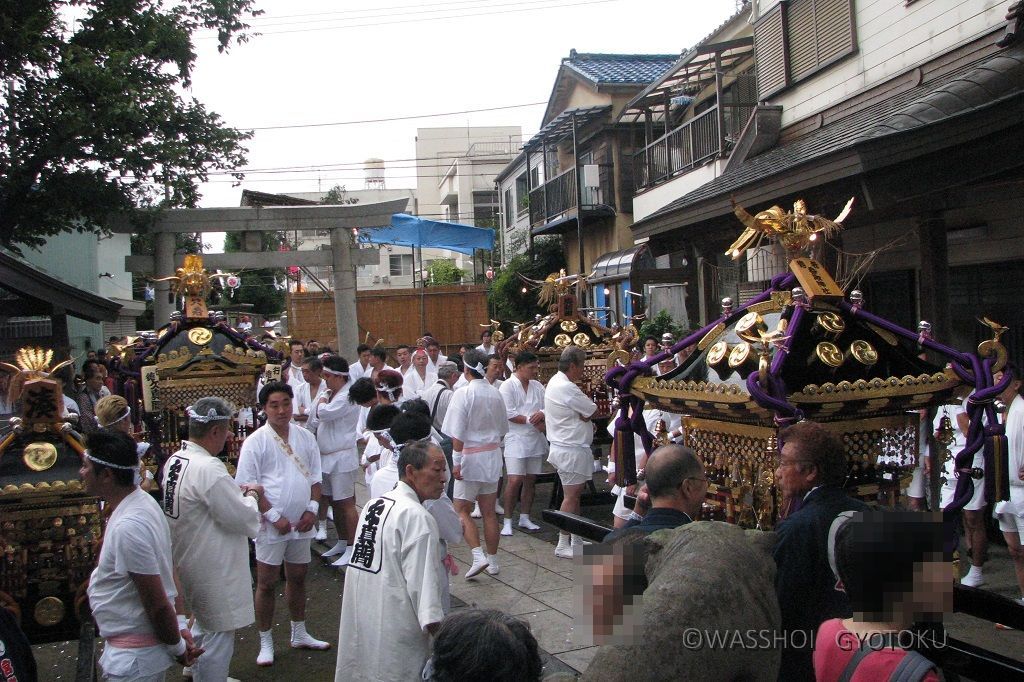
[188,0,742,212]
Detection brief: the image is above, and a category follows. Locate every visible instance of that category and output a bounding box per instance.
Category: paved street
[33,467,1024,680]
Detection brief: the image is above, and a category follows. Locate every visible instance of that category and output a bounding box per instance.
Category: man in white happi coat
[161,397,262,682]
[545,345,597,558]
[284,340,307,391]
[475,329,496,355]
[404,347,436,398]
[235,382,330,667]
[316,355,363,567]
[85,430,201,681]
[441,348,509,577]
[335,441,448,682]
[424,336,448,374]
[348,344,372,382]
[499,350,546,536]
[994,365,1024,605]
[294,355,328,431]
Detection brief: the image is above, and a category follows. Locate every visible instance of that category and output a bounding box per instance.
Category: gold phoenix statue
[0,347,75,405]
[727,197,855,260]
[152,253,233,300]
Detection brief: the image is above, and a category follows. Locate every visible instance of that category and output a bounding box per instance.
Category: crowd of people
[7,326,1021,682]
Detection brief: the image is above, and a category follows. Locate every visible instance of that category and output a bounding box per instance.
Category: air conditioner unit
[372,275,381,283]
[381,276,390,284]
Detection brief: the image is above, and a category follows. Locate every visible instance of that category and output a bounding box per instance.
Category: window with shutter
[753,0,855,97]
[754,3,788,99]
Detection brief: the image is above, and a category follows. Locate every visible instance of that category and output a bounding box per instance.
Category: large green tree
[0,0,260,252]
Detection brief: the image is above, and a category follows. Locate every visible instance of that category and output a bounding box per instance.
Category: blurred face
[263,390,293,429]
[413,351,428,369]
[307,341,319,353]
[396,348,410,366]
[369,354,385,370]
[79,457,102,496]
[775,441,815,500]
[644,339,658,356]
[324,372,346,392]
[427,344,440,362]
[359,350,371,366]
[486,358,503,383]
[290,345,305,364]
[995,370,1022,404]
[905,558,954,618]
[405,447,448,501]
[482,332,492,345]
[516,360,539,382]
[301,365,321,384]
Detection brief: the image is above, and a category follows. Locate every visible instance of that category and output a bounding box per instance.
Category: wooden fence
[287,285,490,353]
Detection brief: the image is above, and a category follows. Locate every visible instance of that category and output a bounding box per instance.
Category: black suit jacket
[773,486,870,682]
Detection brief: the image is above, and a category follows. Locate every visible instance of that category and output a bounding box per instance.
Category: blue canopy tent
[358,213,495,255]
[357,213,496,331]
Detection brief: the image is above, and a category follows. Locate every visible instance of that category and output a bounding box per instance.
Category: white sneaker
[961,571,986,588]
[322,541,347,558]
[555,534,573,559]
[470,503,482,519]
[466,551,489,579]
[314,526,327,542]
[257,632,274,667]
[517,517,541,531]
[332,546,353,568]
[495,501,505,515]
[501,520,513,537]
[291,630,331,651]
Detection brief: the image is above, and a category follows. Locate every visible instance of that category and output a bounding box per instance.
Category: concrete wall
[632,160,726,222]
[758,0,1006,126]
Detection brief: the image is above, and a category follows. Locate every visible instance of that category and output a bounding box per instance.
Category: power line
[242,0,557,29]
[244,101,546,131]
[199,0,625,38]
[245,0,513,22]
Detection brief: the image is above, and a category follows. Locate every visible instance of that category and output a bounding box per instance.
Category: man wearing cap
[545,346,598,558]
[85,429,202,681]
[442,348,509,577]
[316,355,363,567]
[162,397,263,682]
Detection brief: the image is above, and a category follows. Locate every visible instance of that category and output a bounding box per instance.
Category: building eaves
[632,46,1024,234]
[562,51,679,86]
[0,250,121,324]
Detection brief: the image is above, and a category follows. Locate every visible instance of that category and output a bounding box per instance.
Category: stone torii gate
[114,198,408,356]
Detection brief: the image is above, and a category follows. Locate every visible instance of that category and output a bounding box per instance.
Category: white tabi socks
[291,620,330,650]
[466,546,489,578]
[555,532,573,559]
[322,540,347,558]
[257,630,274,666]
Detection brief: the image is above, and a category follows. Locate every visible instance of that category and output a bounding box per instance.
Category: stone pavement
[31,467,1024,680]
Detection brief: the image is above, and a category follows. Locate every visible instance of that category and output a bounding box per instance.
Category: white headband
[84,449,137,471]
[322,367,349,377]
[96,406,131,428]
[467,361,486,377]
[186,405,232,423]
[376,382,400,401]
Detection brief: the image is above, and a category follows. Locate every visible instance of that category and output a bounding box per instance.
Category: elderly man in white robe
[499,350,546,536]
[316,355,363,567]
[235,381,330,667]
[161,396,263,682]
[442,348,509,578]
[545,345,598,558]
[335,441,448,682]
[403,347,436,398]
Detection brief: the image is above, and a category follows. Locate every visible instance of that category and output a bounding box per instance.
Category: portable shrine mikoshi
[0,348,102,643]
[605,198,1013,539]
[497,270,637,420]
[111,254,284,475]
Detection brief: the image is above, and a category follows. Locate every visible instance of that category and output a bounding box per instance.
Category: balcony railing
[633,101,756,191]
[528,164,615,227]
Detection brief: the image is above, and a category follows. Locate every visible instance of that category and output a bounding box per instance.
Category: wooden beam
[126,247,379,274]
[106,198,410,234]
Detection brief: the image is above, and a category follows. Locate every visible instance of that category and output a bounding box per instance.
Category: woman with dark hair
[425,609,543,682]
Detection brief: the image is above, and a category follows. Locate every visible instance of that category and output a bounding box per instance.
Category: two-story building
[626,0,1024,363]
[498,50,679,325]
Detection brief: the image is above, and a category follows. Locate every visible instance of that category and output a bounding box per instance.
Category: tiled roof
[633,46,1024,231]
[563,51,678,85]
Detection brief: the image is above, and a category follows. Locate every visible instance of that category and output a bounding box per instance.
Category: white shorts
[505,456,543,476]
[612,487,631,520]
[940,477,986,511]
[556,468,591,487]
[255,538,312,565]
[453,479,499,501]
[998,510,1024,535]
[323,469,356,500]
